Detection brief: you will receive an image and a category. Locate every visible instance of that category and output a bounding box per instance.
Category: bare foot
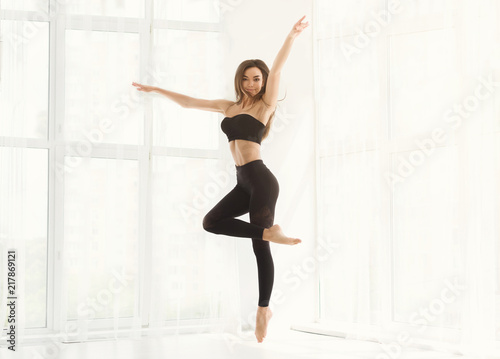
[255,306,273,343]
[263,224,302,245]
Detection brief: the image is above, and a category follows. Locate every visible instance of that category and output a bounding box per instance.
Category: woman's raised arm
[270,15,309,74]
[263,15,309,108]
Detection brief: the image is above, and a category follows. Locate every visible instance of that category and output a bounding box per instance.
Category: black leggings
[202,159,279,307]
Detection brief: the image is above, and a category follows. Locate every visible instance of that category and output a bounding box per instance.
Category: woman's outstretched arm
[132,82,232,113]
[263,15,309,108]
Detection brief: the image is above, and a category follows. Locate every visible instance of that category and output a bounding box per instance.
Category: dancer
[132,15,309,343]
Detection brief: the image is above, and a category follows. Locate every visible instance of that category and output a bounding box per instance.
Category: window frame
[1,0,228,340]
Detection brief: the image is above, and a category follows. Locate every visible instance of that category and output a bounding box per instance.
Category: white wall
[221,0,317,332]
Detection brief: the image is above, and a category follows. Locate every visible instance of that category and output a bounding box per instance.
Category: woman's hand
[132,82,156,93]
[289,15,309,38]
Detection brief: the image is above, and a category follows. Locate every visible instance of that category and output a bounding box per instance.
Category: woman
[132,15,309,343]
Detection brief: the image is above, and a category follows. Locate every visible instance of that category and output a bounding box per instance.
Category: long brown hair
[229,59,285,141]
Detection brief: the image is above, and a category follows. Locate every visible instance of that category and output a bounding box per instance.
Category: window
[314,0,500,353]
[0,0,233,338]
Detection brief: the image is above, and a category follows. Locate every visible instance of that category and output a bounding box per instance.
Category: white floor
[1,328,493,359]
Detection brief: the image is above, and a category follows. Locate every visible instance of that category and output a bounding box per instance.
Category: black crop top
[221,113,266,145]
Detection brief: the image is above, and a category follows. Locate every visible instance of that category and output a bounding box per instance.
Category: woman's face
[242,67,263,97]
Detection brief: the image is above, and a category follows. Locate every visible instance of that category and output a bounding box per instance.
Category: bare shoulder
[220,100,236,116]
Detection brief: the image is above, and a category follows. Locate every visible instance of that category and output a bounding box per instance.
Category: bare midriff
[228,140,262,166]
[224,102,274,167]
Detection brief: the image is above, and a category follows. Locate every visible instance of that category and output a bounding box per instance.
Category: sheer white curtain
[0,0,51,344]
[315,0,499,356]
[0,0,241,348]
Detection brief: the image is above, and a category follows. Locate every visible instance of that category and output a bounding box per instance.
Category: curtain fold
[315,0,500,355]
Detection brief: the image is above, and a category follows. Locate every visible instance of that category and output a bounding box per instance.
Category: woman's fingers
[289,15,309,37]
[297,15,306,26]
[132,82,145,91]
[295,15,309,30]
